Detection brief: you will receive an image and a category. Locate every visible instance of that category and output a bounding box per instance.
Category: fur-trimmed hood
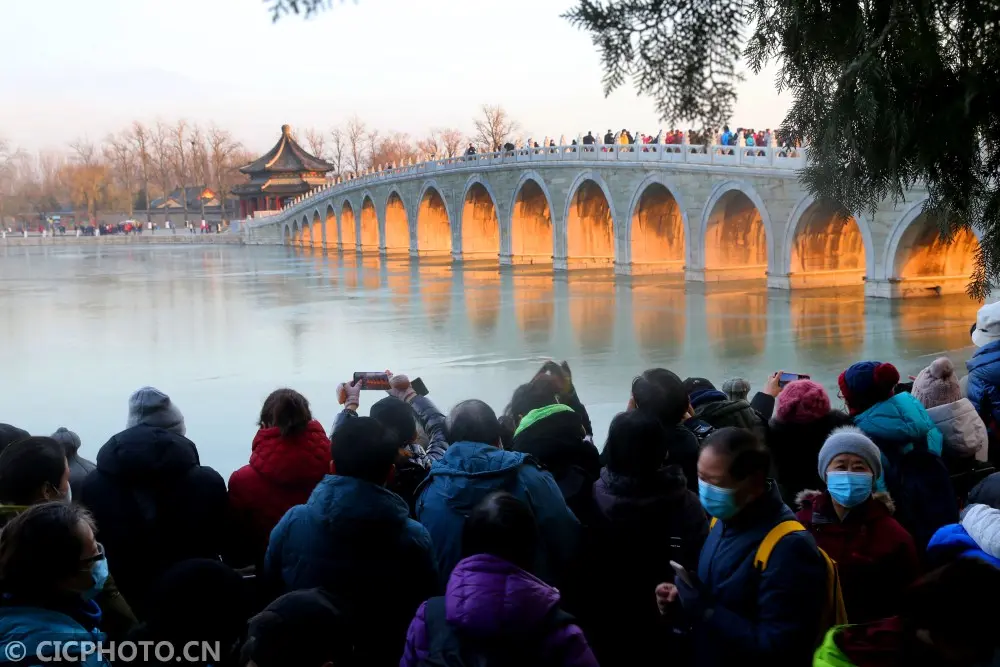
[796,489,896,516]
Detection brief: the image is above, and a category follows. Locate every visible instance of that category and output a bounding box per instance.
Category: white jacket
[962,504,1000,559]
[925,397,989,461]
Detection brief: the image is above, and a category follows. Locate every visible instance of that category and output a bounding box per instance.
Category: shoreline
[0,234,243,247]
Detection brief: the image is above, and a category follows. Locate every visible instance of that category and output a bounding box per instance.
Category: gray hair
[447,400,500,446]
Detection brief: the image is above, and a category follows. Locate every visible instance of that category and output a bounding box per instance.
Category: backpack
[709,518,847,642]
[417,596,576,667]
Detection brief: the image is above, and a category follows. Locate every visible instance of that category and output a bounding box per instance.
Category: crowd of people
[6,301,1000,666]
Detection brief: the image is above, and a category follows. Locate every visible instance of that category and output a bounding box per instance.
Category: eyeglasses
[80,543,105,567]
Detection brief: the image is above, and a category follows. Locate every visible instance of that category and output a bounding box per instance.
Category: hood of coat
[924,398,988,458]
[961,503,1000,561]
[250,420,330,486]
[796,489,896,521]
[95,425,201,483]
[444,553,560,638]
[695,397,755,422]
[424,441,528,515]
[967,339,1000,379]
[306,474,409,529]
[853,391,944,454]
[592,466,690,520]
[512,408,588,472]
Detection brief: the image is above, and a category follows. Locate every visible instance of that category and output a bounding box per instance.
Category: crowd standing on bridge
[5,302,1000,666]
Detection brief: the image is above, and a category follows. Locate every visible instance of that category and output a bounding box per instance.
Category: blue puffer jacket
[415,441,581,586]
[264,474,438,666]
[692,483,826,667]
[927,524,1000,569]
[852,392,944,491]
[0,603,109,667]
[968,340,1000,426]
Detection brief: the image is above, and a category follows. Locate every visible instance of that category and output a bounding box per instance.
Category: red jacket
[795,490,919,624]
[228,420,330,564]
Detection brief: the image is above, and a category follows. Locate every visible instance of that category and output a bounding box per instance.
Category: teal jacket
[0,604,109,667]
[852,392,944,491]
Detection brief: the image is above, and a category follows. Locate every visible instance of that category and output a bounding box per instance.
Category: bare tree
[67,138,109,223]
[345,116,366,176]
[329,127,346,177]
[416,133,440,159]
[0,137,27,228]
[151,122,173,216]
[189,125,208,223]
[129,122,153,221]
[370,131,417,169]
[365,129,380,169]
[303,127,328,161]
[439,128,464,158]
[170,120,191,225]
[473,105,518,152]
[207,125,243,222]
[104,131,137,217]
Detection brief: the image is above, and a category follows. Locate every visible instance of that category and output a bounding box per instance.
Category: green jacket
[814,627,856,666]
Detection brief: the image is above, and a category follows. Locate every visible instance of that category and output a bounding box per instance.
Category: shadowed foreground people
[0,423,29,456]
[80,386,228,619]
[402,492,598,667]
[50,427,96,499]
[796,427,919,624]
[415,399,580,587]
[628,368,701,490]
[656,427,826,667]
[239,589,354,667]
[0,503,112,667]
[815,558,1000,667]
[684,377,766,438]
[912,357,989,464]
[265,417,437,667]
[0,437,136,639]
[587,410,708,667]
[228,388,330,567]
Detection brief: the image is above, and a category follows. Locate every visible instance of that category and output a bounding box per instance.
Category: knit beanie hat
[837,361,900,416]
[127,387,186,436]
[817,426,883,481]
[912,357,962,410]
[775,380,831,424]
[50,427,82,456]
[722,378,751,401]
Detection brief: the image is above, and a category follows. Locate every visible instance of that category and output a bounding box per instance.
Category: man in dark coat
[265,417,438,667]
[684,377,768,437]
[50,427,96,499]
[80,387,227,619]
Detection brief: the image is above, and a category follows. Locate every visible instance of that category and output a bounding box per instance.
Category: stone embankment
[1,234,243,247]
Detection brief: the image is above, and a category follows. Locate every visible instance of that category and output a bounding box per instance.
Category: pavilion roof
[239,124,334,175]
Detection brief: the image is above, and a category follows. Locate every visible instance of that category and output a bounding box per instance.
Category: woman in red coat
[796,426,920,624]
[228,388,330,567]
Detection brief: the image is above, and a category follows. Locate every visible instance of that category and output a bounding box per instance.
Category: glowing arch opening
[311,213,322,249]
[461,183,499,260]
[324,205,337,249]
[385,192,409,254]
[341,202,356,250]
[892,213,979,296]
[631,183,685,274]
[417,188,451,256]
[704,190,767,280]
[567,180,614,268]
[789,202,865,287]
[360,197,379,250]
[510,180,552,264]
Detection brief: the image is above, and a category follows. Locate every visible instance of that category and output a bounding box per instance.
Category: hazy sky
[1,0,790,154]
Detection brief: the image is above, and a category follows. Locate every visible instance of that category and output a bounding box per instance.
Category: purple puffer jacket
[400,553,598,667]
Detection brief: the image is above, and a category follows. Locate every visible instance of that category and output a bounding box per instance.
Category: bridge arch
[291,219,300,246]
[699,180,774,280]
[324,204,337,249]
[311,210,323,248]
[882,198,980,296]
[340,199,357,250]
[301,215,312,247]
[460,175,500,260]
[625,174,689,273]
[384,188,410,254]
[416,180,452,256]
[507,170,555,263]
[781,195,874,287]
[283,223,291,245]
[360,192,379,250]
[562,170,617,269]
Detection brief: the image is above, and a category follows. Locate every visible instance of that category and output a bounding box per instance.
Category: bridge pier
[865,276,972,299]
[768,270,866,290]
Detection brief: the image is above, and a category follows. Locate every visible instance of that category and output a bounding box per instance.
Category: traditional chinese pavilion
[233,124,334,218]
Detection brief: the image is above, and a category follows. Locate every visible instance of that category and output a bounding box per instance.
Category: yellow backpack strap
[709,517,718,530]
[754,520,806,570]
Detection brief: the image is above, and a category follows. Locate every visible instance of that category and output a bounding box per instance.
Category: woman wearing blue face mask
[796,426,919,624]
[0,503,112,667]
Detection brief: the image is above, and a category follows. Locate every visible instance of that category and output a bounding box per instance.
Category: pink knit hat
[912,357,962,409]
[775,380,831,424]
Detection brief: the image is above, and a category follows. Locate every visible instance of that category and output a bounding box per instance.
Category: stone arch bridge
[243,146,978,298]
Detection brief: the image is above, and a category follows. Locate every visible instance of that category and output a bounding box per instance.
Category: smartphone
[669,560,695,588]
[411,377,429,397]
[353,372,391,391]
[778,372,810,388]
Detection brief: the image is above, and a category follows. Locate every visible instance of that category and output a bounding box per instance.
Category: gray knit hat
[817,426,882,481]
[127,387,186,436]
[722,377,751,401]
[51,427,82,455]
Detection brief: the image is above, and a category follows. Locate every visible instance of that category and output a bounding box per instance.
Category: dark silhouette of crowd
[7,303,1000,666]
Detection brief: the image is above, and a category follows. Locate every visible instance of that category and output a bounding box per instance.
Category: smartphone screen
[779,372,810,387]
[353,372,391,390]
[669,560,694,588]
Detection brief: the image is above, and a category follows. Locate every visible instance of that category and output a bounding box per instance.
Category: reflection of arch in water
[784,197,870,287]
[565,173,615,269]
[419,263,454,327]
[790,291,865,357]
[569,277,615,352]
[385,190,410,254]
[704,289,768,358]
[461,178,500,261]
[384,257,413,308]
[885,202,980,297]
[463,269,501,333]
[627,178,687,274]
[701,182,771,280]
[360,194,379,250]
[630,283,686,356]
[509,173,554,264]
[417,183,452,256]
[513,273,555,343]
[889,294,981,355]
[342,253,381,291]
[340,200,357,250]
[324,204,337,249]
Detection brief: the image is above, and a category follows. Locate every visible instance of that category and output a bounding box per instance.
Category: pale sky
[0,0,790,155]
